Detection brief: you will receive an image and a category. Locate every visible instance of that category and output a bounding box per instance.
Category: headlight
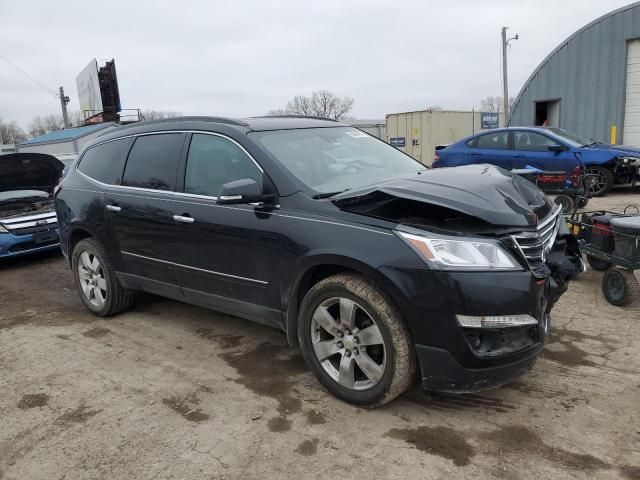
[396,231,521,271]
[620,156,640,165]
[0,224,7,233]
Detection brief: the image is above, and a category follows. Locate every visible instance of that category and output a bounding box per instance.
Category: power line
[0,52,58,97]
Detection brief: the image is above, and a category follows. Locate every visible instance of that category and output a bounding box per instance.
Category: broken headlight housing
[396,231,522,271]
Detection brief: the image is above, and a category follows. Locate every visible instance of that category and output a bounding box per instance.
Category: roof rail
[117,116,250,129]
[252,115,339,122]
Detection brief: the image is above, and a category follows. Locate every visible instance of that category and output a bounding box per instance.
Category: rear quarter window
[77,138,131,184]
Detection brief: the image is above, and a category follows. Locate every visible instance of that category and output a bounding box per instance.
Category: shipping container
[386,110,505,165]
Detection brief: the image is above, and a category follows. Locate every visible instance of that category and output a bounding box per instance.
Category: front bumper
[0,229,60,258]
[379,266,561,393]
[416,317,548,392]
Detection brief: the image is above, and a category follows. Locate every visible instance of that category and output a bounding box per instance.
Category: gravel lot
[1,188,639,480]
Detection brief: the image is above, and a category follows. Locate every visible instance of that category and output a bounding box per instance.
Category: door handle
[470,152,482,156]
[173,214,194,224]
[106,205,121,212]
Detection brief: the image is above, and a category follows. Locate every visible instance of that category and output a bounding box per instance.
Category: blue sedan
[432,127,640,196]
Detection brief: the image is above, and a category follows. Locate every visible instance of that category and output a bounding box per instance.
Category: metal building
[386,110,504,165]
[509,2,640,146]
[17,122,117,156]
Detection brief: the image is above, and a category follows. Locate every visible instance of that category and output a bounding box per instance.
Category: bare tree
[426,105,443,111]
[269,90,354,120]
[141,110,182,121]
[0,118,28,144]
[27,114,65,138]
[480,96,515,112]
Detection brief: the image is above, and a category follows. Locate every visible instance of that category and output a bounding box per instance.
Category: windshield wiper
[585,141,603,147]
[312,189,348,199]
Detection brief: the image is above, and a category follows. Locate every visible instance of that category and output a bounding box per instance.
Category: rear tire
[585,166,614,197]
[298,273,416,407]
[602,269,639,306]
[72,238,134,316]
[586,254,612,271]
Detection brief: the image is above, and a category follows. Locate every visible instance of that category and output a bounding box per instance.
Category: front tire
[585,166,614,197]
[298,273,416,407]
[586,254,611,271]
[72,238,134,316]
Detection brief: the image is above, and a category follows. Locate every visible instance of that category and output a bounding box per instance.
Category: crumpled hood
[333,164,552,227]
[0,153,64,194]
[582,143,640,157]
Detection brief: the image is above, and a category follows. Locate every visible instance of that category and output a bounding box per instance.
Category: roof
[509,1,640,120]
[107,116,343,136]
[19,123,116,146]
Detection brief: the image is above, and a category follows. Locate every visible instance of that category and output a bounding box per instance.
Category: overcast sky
[0,0,635,128]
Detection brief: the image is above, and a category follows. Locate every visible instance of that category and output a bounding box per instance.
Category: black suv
[55,116,582,406]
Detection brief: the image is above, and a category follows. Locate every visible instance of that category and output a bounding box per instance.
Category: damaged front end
[333,166,583,391]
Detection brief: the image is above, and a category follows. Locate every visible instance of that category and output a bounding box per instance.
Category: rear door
[104,133,186,288]
[466,131,513,170]
[511,130,577,171]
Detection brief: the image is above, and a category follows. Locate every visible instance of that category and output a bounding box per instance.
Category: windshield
[250,127,426,194]
[545,127,593,147]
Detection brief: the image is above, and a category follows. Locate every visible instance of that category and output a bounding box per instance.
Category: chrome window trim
[77,129,264,181]
[121,251,269,285]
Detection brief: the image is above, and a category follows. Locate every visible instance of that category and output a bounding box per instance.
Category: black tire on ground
[71,238,135,316]
[298,273,416,407]
[585,165,614,197]
[575,197,590,210]
[602,269,639,306]
[586,254,612,271]
[554,195,575,213]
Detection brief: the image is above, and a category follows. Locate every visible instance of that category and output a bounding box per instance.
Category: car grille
[510,206,562,274]
[0,211,58,236]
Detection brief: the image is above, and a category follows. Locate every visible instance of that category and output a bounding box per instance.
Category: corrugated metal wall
[386,110,504,165]
[509,2,640,143]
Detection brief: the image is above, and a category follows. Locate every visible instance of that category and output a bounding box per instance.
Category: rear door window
[122,134,185,191]
[476,132,509,150]
[183,134,262,197]
[78,138,131,184]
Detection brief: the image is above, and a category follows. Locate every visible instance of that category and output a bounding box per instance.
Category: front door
[511,130,577,171]
[169,132,281,325]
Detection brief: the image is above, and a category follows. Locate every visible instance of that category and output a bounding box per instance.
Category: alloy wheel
[585,167,608,195]
[77,251,107,307]
[310,297,386,391]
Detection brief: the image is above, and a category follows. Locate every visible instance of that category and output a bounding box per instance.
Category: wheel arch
[285,255,407,347]
[67,226,95,264]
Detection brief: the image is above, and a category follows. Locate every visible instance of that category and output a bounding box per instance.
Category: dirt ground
[1,188,639,480]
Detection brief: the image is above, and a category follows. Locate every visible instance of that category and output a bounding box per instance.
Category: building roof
[509,1,640,121]
[19,122,116,146]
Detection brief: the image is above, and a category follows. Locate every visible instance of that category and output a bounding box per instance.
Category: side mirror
[216,178,275,205]
[548,144,566,153]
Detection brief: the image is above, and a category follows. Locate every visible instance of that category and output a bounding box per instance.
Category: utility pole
[59,86,71,128]
[501,27,519,124]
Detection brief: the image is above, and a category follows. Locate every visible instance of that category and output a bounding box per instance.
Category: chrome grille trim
[0,211,58,234]
[511,206,562,269]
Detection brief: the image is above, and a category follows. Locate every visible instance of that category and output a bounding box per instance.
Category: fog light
[456,314,538,328]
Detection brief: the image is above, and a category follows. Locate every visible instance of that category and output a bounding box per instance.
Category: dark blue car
[433,127,640,196]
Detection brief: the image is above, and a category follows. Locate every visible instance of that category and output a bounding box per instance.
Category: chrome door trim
[121,251,269,285]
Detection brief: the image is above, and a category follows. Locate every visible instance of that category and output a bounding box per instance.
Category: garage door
[623,39,640,146]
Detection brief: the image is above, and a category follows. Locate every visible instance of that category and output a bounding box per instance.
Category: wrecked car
[54,116,581,406]
[0,153,63,258]
[433,126,640,197]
